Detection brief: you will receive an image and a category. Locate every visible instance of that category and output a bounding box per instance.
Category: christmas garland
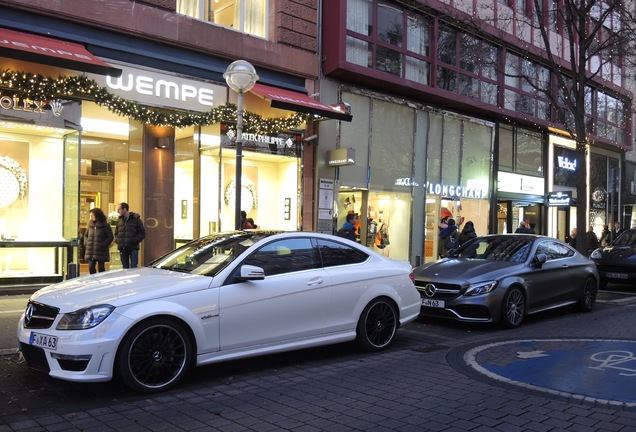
[0,69,309,134]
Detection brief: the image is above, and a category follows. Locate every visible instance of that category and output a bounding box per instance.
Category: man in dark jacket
[115,202,146,268]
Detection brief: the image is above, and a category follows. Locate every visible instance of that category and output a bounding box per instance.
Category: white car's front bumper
[17,313,131,383]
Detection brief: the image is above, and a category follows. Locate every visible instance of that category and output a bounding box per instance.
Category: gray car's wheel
[116,318,192,393]
[356,298,398,351]
[577,277,598,312]
[501,287,526,329]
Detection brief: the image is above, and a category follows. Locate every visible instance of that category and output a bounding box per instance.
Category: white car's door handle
[307,278,324,286]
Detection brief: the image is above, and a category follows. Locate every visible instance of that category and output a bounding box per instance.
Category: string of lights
[0,69,309,134]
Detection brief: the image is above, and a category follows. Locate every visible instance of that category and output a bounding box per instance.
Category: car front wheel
[501,287,526,329]
[356,298,398,351]
[577,277,598,312]
[116,318,192,393]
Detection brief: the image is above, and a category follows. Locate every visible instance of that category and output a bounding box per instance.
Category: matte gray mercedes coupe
[413,234,599,328]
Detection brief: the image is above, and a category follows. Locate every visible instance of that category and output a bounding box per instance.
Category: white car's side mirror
[240,265,265,280]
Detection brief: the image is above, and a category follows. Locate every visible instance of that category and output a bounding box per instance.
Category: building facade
[0,0,349,291]
[316,0,633,266]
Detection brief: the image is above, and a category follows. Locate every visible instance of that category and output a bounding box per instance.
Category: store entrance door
[497,201,544,234]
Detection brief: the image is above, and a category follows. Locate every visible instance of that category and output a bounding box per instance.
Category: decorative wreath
[224,179,257,210]
[0,155,28,204]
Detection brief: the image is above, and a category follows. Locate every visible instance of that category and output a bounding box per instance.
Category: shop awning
[0,27,121,76]
[250,83,353,122]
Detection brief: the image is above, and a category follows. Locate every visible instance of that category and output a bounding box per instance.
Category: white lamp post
[224,60,259,230]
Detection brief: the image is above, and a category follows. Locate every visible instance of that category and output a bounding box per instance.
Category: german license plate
[421,298,445,308]
[607,272,628,279]
[29,332,58,351]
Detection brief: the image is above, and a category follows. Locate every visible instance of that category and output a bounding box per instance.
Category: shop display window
[0,126,69,279]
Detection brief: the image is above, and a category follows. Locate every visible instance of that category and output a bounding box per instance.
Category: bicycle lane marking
[464,339,636,407]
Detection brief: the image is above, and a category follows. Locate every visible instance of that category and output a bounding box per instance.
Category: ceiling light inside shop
[81,118,129,137]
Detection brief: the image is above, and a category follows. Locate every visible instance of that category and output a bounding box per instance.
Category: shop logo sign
[425,182,487,199]
[547,191,572,206]
[557,156,577,171]
[88,63,227,112]
[0,94,63,116]
[105,74,215,107]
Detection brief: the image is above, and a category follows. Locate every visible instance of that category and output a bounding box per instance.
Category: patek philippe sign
[547,191,572,206]
[327,148,355,167]
[87,62,227,112]
[220,125,300,157]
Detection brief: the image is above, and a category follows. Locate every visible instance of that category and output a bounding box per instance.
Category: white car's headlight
[56,305,115,330]
[464,281,498,296]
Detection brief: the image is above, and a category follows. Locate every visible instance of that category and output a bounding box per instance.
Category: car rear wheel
[356,298,398,351]
[501,287,526,329]
[577,277,598,312]
[116,318,192,393]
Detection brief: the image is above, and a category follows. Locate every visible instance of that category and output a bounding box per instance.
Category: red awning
[250,83,352,122]
[0,27,121,76]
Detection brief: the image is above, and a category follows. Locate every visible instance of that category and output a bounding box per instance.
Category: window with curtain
[177,0,267,38]
[346,0,373,66]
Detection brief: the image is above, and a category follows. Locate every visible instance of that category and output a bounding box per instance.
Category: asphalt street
[2,286,636,431]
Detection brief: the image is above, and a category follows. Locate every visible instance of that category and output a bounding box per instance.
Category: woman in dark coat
[84,208,114,274]
[459,220,477,245]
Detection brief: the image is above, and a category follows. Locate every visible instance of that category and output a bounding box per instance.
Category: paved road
[1,286,636,431]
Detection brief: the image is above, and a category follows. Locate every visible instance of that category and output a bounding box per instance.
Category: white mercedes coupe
[17,231,420,393]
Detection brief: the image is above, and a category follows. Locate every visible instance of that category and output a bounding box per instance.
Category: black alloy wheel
[501,287,526,329]
[117,318,192,393]
[577,277,598,312]
[356,298,398,351]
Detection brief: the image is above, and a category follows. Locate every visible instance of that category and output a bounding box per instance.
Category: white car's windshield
[149,231,282,276]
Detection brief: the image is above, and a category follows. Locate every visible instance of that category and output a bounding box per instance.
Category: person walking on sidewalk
[83,208,114,274]
[114,202,145,268]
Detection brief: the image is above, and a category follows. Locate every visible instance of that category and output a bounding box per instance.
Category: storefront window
[175,126,198,245]
[199,123,302,233]
[79,102,133,269]
[335,90,492,265]
[0,125,70,279]
[499,124,543,176]
[424,112,493,262]
[369,100,414,261]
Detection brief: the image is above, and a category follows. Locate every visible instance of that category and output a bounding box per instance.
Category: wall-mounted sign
[87,62,227,112]
[327,148,355,167]
[498,171,545,195]
[425,182,487,199]
[547,191,572,206]
[0,95,63,116]
[553,146,577,187]
[220,125,301,158]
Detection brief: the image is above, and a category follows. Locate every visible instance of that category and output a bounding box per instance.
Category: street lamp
[224,60,259,230]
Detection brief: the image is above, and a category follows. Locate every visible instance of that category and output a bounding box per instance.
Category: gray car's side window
[536,241,559,261]
[536,241,573,261]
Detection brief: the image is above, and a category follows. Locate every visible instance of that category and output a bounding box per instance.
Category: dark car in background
[590,228,636,289]
[413,234,599,328]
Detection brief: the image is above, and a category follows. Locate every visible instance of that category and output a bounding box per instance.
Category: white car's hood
[29,268,211,312]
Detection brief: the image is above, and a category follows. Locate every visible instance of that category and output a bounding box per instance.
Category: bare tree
[482,0,636,254]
